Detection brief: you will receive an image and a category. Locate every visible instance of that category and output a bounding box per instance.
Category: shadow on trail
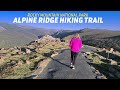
[43,48,71,69]
[53,59,71,69]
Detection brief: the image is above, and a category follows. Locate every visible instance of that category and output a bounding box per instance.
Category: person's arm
[79,39,83,49]
[69,38,73,47]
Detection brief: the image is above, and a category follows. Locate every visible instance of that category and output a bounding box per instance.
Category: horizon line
[0,22,120,31]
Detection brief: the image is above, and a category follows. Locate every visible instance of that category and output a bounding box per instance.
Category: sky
[0,11,120,31]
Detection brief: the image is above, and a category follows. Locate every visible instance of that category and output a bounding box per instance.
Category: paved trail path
[38,46,97,79]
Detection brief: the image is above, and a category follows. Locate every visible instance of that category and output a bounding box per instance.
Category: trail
[38,46,97,79]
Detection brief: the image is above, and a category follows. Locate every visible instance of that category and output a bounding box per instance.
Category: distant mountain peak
[0,26,7,32]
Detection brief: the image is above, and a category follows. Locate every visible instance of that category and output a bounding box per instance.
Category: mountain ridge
[52,28,120,51]
[0,22,57,48]
[0,22,120,52]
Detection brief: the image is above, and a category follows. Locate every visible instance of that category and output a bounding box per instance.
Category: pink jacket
[69,37,82,52]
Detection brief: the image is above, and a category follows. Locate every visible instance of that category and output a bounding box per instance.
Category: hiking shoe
[72,66,75,70]
[70,63,73,67]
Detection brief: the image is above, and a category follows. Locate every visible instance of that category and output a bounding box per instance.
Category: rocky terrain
[53,28,120,52]
[0,35,120,79]
[1,22,120,52]
[0,26,120,79]
[0,35,69,79]
[83,46,120,79]
[36,45,120,79]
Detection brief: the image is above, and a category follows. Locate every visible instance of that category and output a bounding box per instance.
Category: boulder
[110,60,117,65]
[36,35,60,43]
[96,73,106,79]
[85,52,91,55]
[23,52,26,55]
[11,61,17,66]
[1,48,4,50]
[91,66,96,70]
[50,50,56,54]
[96,49,99,51]
[14,49,19,53]
[35,40,38,43]
[30,48,36,52]
[20,48,26,52]
[98,55,105,59]
[26,49,31,54]
[35,39,40,43]
[51,52,59,57]
[95,70,101,75]
[61,39,65,42]
[9,48,14,51]
[102,48,106,51]
[44,52,52,57]
[96,76,103,79]
[20,48,31,54]
[27,45,35,49]
[14,46,18,49]
[109,48,114,53]
[55,38,61,42]
[101,76,107,79]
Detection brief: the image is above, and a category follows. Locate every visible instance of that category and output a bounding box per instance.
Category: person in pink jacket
[69,33,82,69]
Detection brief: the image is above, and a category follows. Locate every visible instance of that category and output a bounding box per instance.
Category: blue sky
[0,11,120,31]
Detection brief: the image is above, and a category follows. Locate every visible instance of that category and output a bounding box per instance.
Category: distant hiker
[69,33,82,69]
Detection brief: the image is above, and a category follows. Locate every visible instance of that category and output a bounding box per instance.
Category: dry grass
[0,40,69,79]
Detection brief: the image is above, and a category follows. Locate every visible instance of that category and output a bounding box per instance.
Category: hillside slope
[0,35,69,79]
[0,22,56,48]
[53,28,120,51]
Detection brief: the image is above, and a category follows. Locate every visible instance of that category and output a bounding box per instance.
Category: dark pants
[71,51,79,65]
